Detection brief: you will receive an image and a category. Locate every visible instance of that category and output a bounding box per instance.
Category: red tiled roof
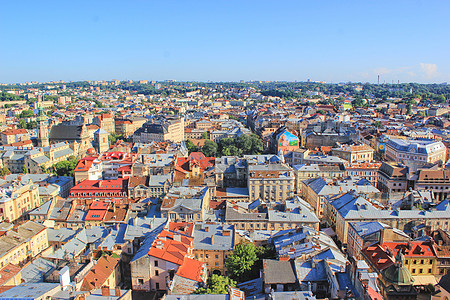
[148,230,193,265]
[85,209,107,221]
[382,241,435,257]
[0,264,21,286]
[74,159,94,172]
[81,255,120,291]
[1,128,28,136]
[362,244,394,271]
[176,257,204,282]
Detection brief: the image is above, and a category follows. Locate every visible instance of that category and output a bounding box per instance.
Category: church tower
[36,107,49,147]
[94,128,109,154]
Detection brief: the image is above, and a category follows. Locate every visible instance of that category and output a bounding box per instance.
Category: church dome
[382,250,414,285]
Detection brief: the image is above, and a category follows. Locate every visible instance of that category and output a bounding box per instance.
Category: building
[49,122,91,157]
[93,113,115,134]
[415,169,450,201]
[128,175,172,200]
[81,255,121,291]
[133,116,184,143]
[74,157,103,184]
[173,152,215,187]
[94,128,109,154]
[362,245,417,300]
[347,222,410,260]
[300,177,379,219]
[36,110,49,147]
[193,223,234,275]
[68,179,128,205]
[332,144,374,163]
[385,138,446,169]
[377,162,409,194]
[160,186,211,222]
[0,179,40,222]
[0,221,48,268]
[293,164,345,192]
[0,128,30,146]
[344,162,381,186]
[248,163,294,202]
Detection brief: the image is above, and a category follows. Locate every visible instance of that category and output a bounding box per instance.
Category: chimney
[204,227,209,232]
[223,230,230,236]
[279,256,290,261]
[210,236,214,245]
[101,286,110,297]
[115,287,121,297]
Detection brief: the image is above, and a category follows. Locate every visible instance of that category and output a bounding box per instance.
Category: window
[154,260,158,267]
[215,262,219,266]
[215,255,219,259]
[421,260,424,264]
[412,269,416,274]
[419,269,423,274]
[405,260,409,265]
[205,254,209,259]
[428,269,432,273]
[155,283,159,290]
[155,270,159,276]
[138,279,144,285]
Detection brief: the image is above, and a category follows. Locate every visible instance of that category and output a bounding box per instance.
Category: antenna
[377,75,380,85]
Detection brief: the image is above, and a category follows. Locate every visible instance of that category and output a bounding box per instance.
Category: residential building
[0,221,48,268]
[93,113,115,134]
[344,162,381,186]
[377,161,409,194]
[81,255,121,291]
[347,222,410,260]
[74,157,103,184]
[248,163,295,202]
[193,223,234,275]
[332,144,374,163]
[161,186,211,222]
[68,179,128,205]
[300,177,379,218]
[415,169,450,201]
[0,128,30,146]
[385,138,446,169]
[0,179,40,222]
[293,164,345,192]
[128,174,172,199]
[173,152,215,187]
[133,116,184,143]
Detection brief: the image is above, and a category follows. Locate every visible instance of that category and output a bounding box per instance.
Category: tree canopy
[193,274,236,294]
[52,156,78,177]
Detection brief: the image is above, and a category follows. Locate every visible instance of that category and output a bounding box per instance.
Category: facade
[0,128,30,146]
[385,138,446,167]
[0,221,48,268]
[377,162,409,194]
[161,186,211,222]
[192,223,234,275]
[81,255,121,291]
[68,178,128,205]
[94,128,109,154]
[332,144,374,163]
[128,175,172,199]
[248,163,295,202]
[93,113,115,134]
[0,180,40,222]
[344,162,381,186]
[415,169,450,201]
[133,116,184,143]
[293,164,345,192]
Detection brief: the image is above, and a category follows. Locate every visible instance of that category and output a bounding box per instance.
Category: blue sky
[1,0,449,84]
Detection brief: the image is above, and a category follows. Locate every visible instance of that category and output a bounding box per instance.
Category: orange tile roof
[362,244,394,271]
[81,255,120,291]
[0,264,21,286]
[1,128,28,136]
[148,230,193,265]
[176,257,204,282]
[74,159,94,172]
[382,241,435,257]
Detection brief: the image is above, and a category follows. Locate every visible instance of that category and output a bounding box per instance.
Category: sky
[1,0,449,84]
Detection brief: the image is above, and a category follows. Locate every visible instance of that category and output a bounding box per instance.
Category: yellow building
[332,144,374,163]
[0,221,48,268]
[0,180,40,222]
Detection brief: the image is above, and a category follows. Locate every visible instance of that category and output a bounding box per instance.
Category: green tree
[19,119,27,129]
[22,166,28,174]
[202,140,218,157]
[19,110,34,119]
[201,131,209,139]
[52,156,78,177]
[193,274,236,294]
[372,121,382,128]
[185,140,199,154]
[0,167,11,176]
[225,243,259,282]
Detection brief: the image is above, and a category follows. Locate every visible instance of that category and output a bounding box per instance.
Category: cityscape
[1,1,450,300]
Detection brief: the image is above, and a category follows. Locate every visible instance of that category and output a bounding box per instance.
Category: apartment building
[0,180,40,222]
[133,116,184,143]
[332,144,374,163]
[248,163,295,202]
[160,186,211,222]
[293,164,345,192]
[415,169,450,201]
[128,175,172,199]
[0,221,48,268]
[193,223,234,275]
[93,113,115,134]
[385,138,446,167]
[0,128,30,145]
[344,162,381,186]
[377,162,409,194]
